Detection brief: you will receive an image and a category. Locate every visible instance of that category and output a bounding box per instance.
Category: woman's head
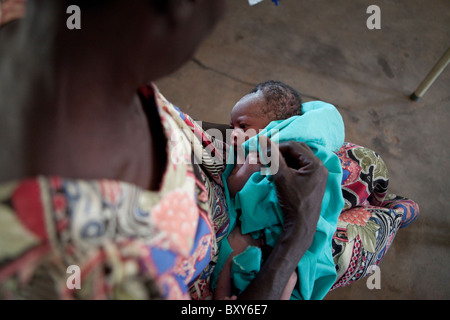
[72,0,227,80]
[4,0,228,82]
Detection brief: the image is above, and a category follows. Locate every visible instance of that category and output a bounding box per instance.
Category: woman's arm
[238,139,328,300]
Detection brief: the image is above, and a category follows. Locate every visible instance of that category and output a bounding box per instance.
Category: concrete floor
[155,0,450,300]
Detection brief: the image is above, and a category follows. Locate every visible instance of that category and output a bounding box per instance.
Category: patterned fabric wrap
[0,84,229,300]
[330,142,419,290]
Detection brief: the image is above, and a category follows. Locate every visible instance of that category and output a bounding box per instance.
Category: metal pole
[410,47,450,101]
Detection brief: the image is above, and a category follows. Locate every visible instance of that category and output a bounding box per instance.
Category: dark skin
[227,91,273,197]
[240,139,328,299]
[216,137,328,299]
[0,0,328,300]
[215,92,306,299]
[0,0,226,189]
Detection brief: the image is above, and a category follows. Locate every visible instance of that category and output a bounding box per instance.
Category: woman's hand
[271,140,328,236]
[238,137,328,300]
[257,136,328,236]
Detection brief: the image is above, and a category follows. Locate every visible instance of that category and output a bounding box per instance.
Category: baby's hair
[250,80,303,120]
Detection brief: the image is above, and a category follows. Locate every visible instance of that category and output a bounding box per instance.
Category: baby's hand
[227,151,264,197]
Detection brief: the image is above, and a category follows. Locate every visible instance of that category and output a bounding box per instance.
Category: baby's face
[230,91,271,147]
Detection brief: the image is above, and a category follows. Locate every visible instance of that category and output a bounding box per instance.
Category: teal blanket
[212,101,345,300]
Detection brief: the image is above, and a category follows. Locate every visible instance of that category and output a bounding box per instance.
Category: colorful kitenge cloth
[211,101,346,300]
[330,142,418,290]
[0,84,229,300]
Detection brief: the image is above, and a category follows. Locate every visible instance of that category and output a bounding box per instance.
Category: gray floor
[155,0,450,299]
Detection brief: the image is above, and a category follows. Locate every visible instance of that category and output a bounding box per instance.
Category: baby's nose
[231,128,245,147]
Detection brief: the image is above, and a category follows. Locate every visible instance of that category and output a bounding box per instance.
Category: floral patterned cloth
[330,143,419,290]
[0,84,229,300]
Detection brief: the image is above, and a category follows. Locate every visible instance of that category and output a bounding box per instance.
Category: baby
[214,80,304,299]
[227,80,303,197]
[212,80,345,300]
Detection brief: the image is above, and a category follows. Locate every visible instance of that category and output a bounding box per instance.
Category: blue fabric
[212,101,345,300]
[231,246,262,294]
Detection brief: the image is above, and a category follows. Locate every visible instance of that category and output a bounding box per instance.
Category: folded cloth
[212,101,346,300]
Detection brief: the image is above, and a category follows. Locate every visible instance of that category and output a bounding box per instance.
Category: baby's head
[230,80,302,147]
